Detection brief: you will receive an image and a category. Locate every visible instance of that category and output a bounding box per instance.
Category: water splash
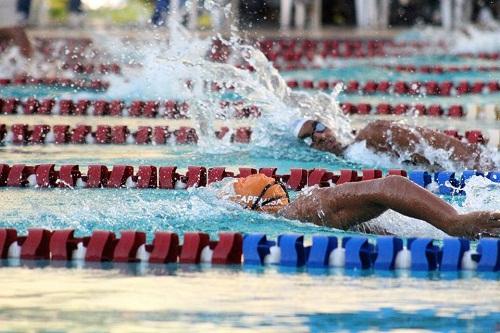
[80,2,355,152]
[459,175,500,212]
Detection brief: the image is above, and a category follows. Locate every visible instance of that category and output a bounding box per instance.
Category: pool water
[0,266,499,333]
[1,40,499,332]
[281,55,500,109]
[0,139,498,333]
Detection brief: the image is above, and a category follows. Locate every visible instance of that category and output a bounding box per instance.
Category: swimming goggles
[311,121,327,135]
[250,180,290,210]
[301,121,327,145]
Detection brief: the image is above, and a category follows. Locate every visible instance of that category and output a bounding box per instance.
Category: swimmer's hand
[448,211,500,239]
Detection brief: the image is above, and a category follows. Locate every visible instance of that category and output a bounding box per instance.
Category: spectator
[17,0,31,23]
[152,0,170,26]
[68,0,85,27]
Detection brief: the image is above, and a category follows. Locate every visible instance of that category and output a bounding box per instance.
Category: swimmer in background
[290,118,496,171]
[227,174,500,239]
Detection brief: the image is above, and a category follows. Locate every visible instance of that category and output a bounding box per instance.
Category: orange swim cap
[232,174,290,213]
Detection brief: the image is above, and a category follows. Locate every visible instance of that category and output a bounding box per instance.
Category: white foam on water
[459,175,500,212]
[0,42,83,78]
[62,1,354,154]
[344,141,401,170]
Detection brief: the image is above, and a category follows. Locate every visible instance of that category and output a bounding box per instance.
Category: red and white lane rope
[0,123,494,147]
[259,39,443,61]
[0,98,260,119]
[382,64,500,73]
[286,79,500,96]
[339,102,498,121]
[0,164,412,190]
[0,123,251,145]
[3,97,499,120]
[459,52,500,60]
[0,76,109,91]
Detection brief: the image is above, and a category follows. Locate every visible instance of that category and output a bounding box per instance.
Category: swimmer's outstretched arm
[280,176,500,238]
[355,120,493,170]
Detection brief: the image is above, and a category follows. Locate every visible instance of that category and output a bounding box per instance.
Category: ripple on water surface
[0,266,498,332]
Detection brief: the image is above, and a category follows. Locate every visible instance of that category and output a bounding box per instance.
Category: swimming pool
[1,32,499,332]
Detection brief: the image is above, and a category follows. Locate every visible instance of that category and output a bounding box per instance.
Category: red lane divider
[1,37,443,79]
[2,97,487,120]
[61,62,122,75]
[382,64,500,74]
[0,76,109,91]
[459,52,500,60]
[0,123,255,145]
[0,98,261,119]
[259,39,441,61]
[341,102,471,118]
[0,228,243,264]
[0,163,429,191]
[259,38,435,51]
[0,123,489,146]
[286,79,500,96]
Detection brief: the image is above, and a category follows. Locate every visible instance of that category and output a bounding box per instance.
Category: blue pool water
[1,43,499,332]
[0,264,498,333]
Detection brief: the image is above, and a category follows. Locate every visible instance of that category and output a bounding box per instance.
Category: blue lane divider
[408,238,440,271]
[406,169,498,196]
[374,236,403,270]
[278,234,310,266]
[409,171,432,188]
[477,238,500,272]
[487,171,500,183]
[242,234,274,265]
[241,234,500,272]
[440,238,469,271]
[345,237,373,269]
[436,171,462,195]
[307,235,337,268]
[370,169,496,196]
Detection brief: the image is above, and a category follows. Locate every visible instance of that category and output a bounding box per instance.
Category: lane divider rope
[0,77,109,91]
[0,98,260,119]
[381,64,500,73]
[0,228,498,272]
[0,163,498,195]
[0,123,252,145]
[2,98,499,122]
[286,79,500,96]
[0,123,494,147]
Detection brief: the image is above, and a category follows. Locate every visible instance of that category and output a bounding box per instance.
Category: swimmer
[228,173,500,239]
[291,119,495,170]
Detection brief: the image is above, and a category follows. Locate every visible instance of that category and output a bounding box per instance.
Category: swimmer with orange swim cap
[231,174,290,213]
[229,173,500,239]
